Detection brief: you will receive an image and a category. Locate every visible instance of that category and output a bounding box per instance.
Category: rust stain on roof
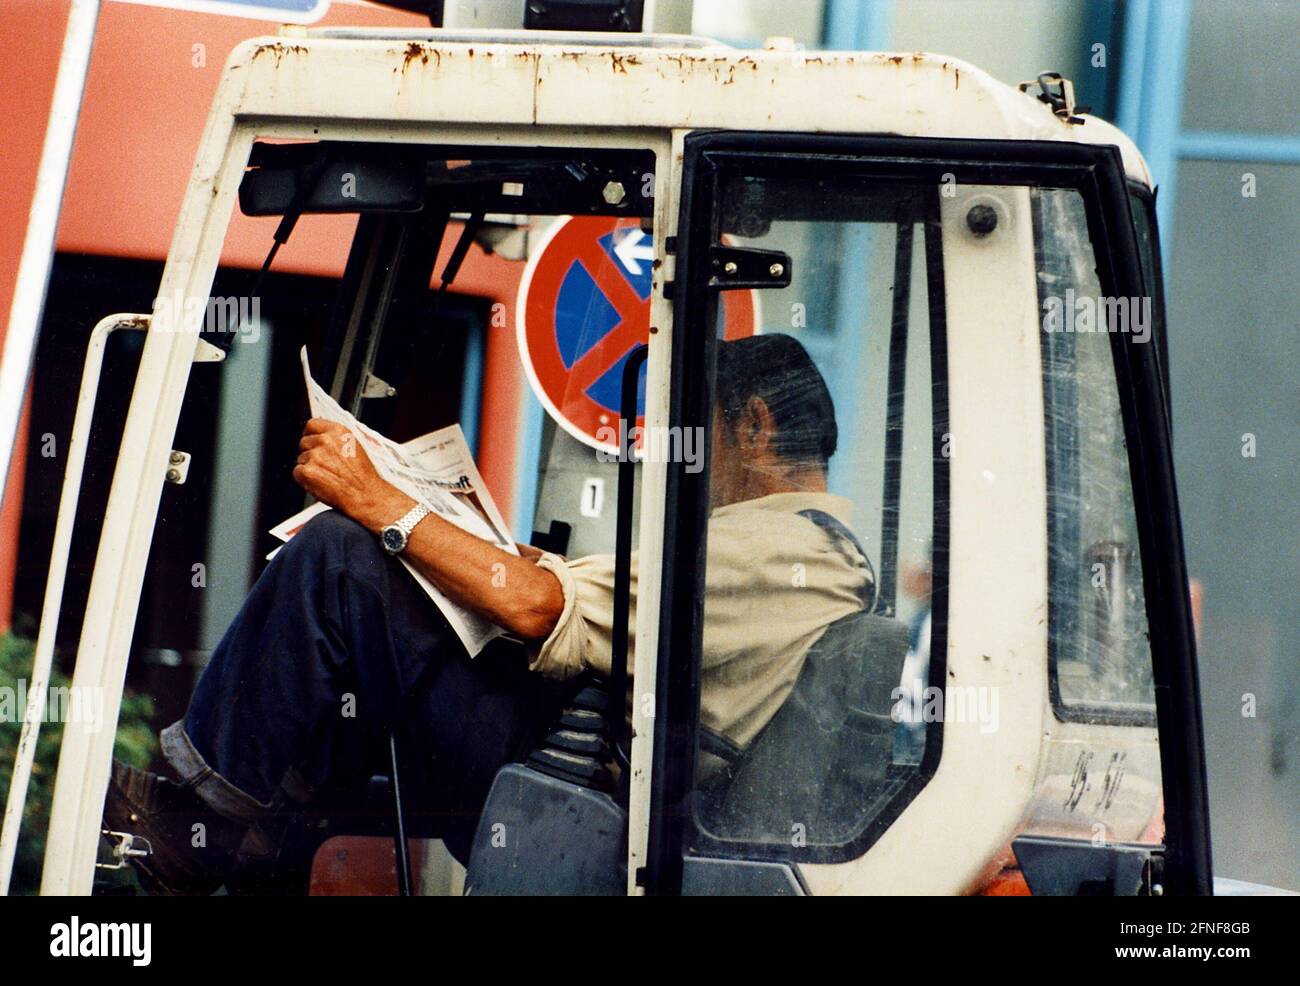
[251,43,308,68]
[401,42,430,71]
[609,51,641,73]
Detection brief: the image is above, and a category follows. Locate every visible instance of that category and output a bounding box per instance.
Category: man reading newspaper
[104,334,874,894]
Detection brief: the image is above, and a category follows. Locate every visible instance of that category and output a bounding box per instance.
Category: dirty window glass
[1037,188,1157,721]
[690,171,945,856]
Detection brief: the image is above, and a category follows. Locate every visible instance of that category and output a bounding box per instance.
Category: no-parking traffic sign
[517,216,757,454]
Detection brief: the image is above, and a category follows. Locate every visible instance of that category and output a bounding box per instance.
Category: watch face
[381,526,406,554]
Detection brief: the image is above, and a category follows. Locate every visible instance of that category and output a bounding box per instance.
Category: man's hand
[293,419,410,532]
[293,419,564,641]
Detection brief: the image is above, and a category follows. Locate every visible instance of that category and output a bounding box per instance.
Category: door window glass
[688,170,947,857]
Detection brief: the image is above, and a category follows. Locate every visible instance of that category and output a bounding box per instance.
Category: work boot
[102,759,249,896]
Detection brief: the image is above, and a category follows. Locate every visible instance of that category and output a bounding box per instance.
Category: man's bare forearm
[292,418,564,642]
[349,485,564,641]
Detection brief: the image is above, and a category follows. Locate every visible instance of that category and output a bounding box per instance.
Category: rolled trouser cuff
[160,720,275,825]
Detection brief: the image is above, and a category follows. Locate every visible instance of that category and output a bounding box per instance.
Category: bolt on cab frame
[4,27,1209,896]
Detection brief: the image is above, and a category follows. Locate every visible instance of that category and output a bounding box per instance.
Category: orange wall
[0,0,529,627]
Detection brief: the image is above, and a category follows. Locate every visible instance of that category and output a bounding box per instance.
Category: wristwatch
[380,502,432,556]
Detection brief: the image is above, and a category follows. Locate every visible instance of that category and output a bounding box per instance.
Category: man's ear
[741,396,776,453]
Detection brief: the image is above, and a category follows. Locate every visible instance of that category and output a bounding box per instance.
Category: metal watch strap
[381,502,431,554]
[393,502,431,539]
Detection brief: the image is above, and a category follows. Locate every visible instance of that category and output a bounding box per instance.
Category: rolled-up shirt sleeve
[525,551,623,680]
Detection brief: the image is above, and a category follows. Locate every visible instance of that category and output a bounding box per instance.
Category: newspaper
[268,348,517,656]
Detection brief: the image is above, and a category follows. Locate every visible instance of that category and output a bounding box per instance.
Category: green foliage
[0,632,157,894]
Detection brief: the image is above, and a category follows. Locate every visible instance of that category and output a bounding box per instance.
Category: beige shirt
[528,491,872,752]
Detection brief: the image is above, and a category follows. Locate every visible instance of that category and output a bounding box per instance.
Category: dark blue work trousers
[161,510,568,864]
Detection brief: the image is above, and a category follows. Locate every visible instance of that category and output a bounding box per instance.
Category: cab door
[642,132,1210,895]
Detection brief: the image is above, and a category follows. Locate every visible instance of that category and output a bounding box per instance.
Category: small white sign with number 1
[580,477,605,519]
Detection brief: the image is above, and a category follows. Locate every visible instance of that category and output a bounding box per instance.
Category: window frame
[1126,183,1171,416]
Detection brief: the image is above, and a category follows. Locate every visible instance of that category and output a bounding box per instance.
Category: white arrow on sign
[612,227,654,277]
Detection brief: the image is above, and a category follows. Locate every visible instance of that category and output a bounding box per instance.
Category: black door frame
[644,132,1211,897]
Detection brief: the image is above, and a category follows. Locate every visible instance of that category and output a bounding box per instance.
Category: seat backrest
[698,610,910,847]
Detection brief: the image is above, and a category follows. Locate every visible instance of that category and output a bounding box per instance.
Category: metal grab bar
[610,344,648,778]
[0,314,153,894]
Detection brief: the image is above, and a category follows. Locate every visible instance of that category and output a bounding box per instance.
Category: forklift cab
[13,28,1208,896]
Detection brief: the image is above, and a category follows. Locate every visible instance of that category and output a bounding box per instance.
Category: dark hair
[715,333,838,467]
